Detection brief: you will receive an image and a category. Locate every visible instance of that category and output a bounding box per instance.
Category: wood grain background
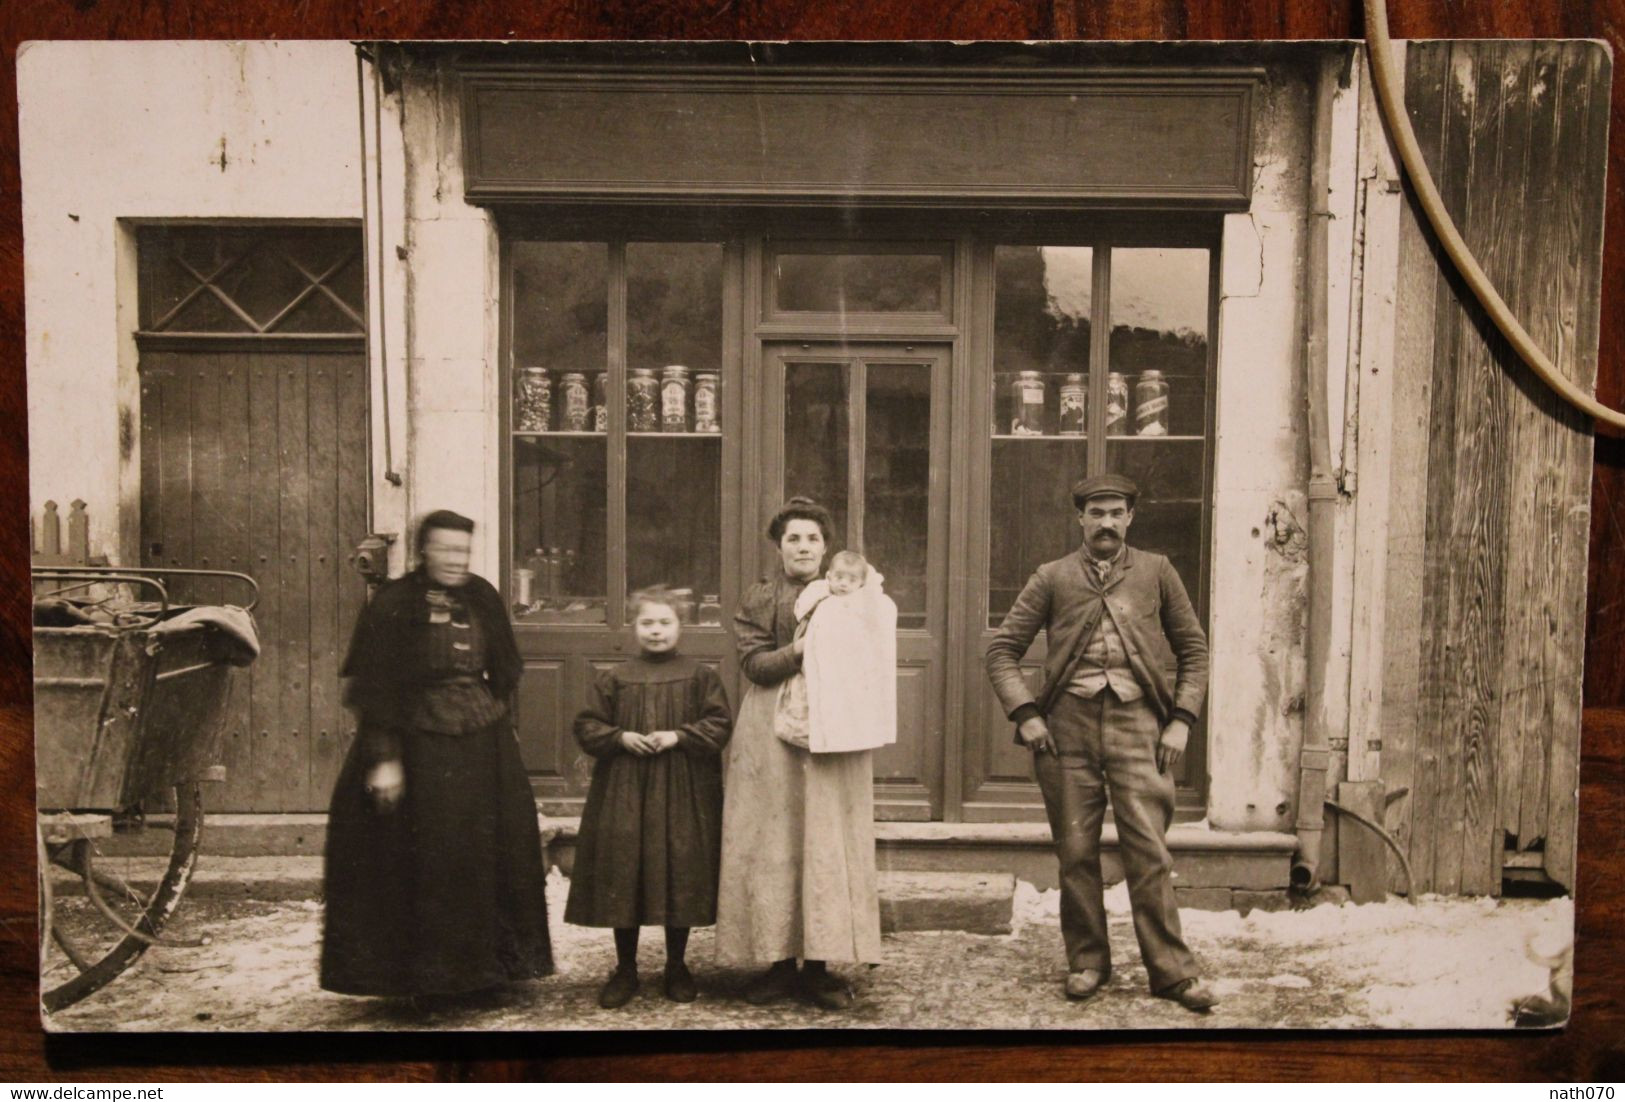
[2,0,1623,1082]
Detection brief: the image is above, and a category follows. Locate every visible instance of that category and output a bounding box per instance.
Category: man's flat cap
[1071,472,1140,507]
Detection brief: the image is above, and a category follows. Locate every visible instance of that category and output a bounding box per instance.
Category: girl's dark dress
[320,569,554,996]
[564,653,733,928]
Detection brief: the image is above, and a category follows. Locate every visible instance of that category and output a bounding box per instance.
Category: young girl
[565,586,733,1009]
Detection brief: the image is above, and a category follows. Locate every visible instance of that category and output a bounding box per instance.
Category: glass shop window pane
[1105,247,1210,606]
[627,438,722,624]
[784,362,850,552]
[1106,247,1209,439]
[774,251,944,314]
[512,242,609,405]
[511,436,607,624]
[988,245,1092,627]
[864,363,931,630]
[625,241,725,624]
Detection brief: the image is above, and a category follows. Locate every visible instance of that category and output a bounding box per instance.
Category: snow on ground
[45,870,1572,1033]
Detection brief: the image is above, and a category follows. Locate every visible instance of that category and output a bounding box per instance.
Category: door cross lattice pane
[138,226,365,337]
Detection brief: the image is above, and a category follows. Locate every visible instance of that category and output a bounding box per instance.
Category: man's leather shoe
[1157,977,1218,1012]
[1064,968,1110,1000]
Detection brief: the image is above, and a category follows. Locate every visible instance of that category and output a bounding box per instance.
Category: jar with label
[592,371,608,433]
[1058,373,1087,435]
[627,368,660,432]
[1010,370,1047,435]
[1106,372,1130,436]
[698,593,722,624]
[560,372,592,432]
[661,365,691,432]
[694,372,721,433]
[514,367,551,433]
[1135,370,1170,435]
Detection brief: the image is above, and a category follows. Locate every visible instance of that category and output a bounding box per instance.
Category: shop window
[988,244,1211,626]
[989,245,1095,622]
[1104,247,1211,602]
[509,239,725,626]
[625,242,724,616]
[511,242,609,624]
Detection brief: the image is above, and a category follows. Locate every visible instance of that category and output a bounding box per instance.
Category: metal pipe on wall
[1291,51,1342,890]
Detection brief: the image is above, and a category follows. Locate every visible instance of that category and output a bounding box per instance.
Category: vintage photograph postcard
[20,38,1602,1031]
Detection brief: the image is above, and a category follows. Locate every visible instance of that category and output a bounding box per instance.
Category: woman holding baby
[714,496,893,1010]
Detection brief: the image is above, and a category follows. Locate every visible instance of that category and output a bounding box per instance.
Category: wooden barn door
[1381,42,1606,894]
[136,225,370,813]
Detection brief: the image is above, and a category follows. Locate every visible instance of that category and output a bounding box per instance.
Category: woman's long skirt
[319,720,554,996]
[714,682,882,965]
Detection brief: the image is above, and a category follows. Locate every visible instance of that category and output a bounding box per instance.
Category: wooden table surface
[1,0,1623,1082]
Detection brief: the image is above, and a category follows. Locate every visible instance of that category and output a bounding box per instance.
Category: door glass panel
[510,242,608,623]
[1105,247,1210,606]
[775,251,944,314]
[864,363,931,629]
[784,362,849,553]
[626,243,725,623]
[989,245,1092,626]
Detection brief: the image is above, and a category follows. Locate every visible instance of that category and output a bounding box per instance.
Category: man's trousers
[1032,688,1198,992]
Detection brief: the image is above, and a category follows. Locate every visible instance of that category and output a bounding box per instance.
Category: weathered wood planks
[1390,40,1604,893]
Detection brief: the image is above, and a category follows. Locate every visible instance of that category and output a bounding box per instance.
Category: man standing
[985,473,1216,1011]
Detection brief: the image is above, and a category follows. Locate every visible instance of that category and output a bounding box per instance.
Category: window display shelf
[628,431,723,439]
[1106,435,1206,443]
[990,434,1089,441]
[513,430,605,438]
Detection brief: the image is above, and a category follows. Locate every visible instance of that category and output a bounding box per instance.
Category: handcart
[33,566,259,1013]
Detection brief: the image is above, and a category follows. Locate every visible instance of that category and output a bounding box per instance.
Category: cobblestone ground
[42,873,1571,1033]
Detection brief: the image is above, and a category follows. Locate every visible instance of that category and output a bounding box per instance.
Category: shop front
[423,44,1282,826]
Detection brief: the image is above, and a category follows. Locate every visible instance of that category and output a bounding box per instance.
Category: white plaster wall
[20,40,364,563]
[1206,68,1316,832]
[395,54,503,581]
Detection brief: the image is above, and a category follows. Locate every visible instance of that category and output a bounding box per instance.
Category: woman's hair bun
[785,495,818,508]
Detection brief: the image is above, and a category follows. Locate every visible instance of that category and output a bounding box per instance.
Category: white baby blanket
[796,572,898,753]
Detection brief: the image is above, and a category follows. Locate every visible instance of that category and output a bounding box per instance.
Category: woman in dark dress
[320,510,553,998]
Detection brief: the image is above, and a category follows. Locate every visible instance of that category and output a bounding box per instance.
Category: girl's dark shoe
[743,961,799,1005]
[664,961,698,1003]
[598,968,640,1009]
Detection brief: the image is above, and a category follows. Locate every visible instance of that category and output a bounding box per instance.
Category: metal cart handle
[32,570,171,616]
[32,566,261,613]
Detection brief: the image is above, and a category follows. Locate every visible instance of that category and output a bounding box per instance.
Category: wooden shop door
[757,342,951,820]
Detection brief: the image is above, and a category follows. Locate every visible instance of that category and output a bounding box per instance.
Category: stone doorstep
[48,858,1016,936]
[91,815,1298,893]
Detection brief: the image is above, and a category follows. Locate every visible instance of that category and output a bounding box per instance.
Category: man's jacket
[985,544,1209,726]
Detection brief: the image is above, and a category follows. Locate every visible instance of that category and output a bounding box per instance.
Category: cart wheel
[41,783,204,1014]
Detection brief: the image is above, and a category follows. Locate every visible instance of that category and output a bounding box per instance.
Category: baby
[795,549,870,621]
[778,550,897,754]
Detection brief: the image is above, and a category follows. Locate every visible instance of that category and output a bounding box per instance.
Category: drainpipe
[1291,51,1341,891]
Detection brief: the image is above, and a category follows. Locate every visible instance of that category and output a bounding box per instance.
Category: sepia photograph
[18,35,1605,1034]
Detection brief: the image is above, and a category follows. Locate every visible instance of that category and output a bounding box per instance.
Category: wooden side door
[758,342,950,819]
[136,224,370,813]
